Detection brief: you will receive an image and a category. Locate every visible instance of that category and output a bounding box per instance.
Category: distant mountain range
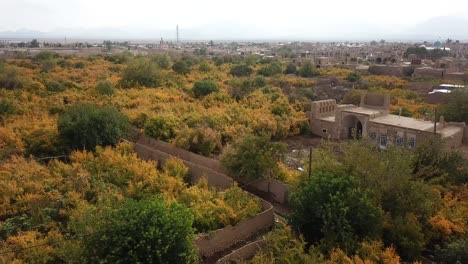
[1,16,467,42]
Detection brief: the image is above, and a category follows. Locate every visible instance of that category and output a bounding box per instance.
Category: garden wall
[130,129,226,174]
[195,198,274,259]
[133,143,234,189]
[216,239,266,263]
[242,179,290,204]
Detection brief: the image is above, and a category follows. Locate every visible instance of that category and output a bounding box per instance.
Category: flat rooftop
[440,125,465,139]
[342,106,384,117]
[371,114,434,131]
[318,115,336,122]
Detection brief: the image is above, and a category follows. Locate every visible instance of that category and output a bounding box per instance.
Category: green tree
[198,60,211,73]
[440,88,468,123]
[144,115,180,141]
[298,62,319,77]
[95,80,115,96]
[30,39,40,48]
[172,60,190,75]
[73,198,198,264]
[284,63,297,74]
[151,53,172,69]
[0,98,16,118]
[435,238,468,264]
[257,62,282,77]
[192,79,219,98]
[289,170,383,253]
[346,71,361,82]
[0,65,23,90]
[58,104,129,150]
[230,64,253,77]
[120,58,162,88]
[221,135,286,181]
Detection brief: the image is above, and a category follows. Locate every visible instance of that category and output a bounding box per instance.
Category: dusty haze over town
[1,0,468,40]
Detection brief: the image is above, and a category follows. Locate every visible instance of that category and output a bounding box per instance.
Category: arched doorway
[356,121,363,139]
[343,115,364,139]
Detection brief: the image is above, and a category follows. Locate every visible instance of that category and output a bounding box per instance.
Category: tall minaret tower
[176,24,179,43]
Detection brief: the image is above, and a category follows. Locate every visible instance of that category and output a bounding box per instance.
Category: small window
[396,136,404,146]
[408,137,416,149]
[322,128,327,133]
[380,135,387,148]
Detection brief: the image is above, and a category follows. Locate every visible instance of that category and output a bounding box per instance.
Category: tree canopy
[221,135,286,181]
[58,103,129,150]
[72,197,198,264]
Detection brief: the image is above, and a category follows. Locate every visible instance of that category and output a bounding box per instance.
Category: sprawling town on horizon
[1,5,468,264]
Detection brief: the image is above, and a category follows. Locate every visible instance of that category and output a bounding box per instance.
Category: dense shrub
[257,62,282,77]
[298,62,320,77]
[73,198,198,264]
[0,65,23,90]
[230,64,253,77]
[151,53,172,69]
[95,80,115,96]
[74,62,85,69]
[45,81,66,92]
[284,63,297,74]
[221,135,286,180]
[172,60,190,75]
[346,71,361,82]
[0,98,16,118]
[192,79,219,98]
[120,58,162,88]
[58,104,129,150]
[289,170,383,253]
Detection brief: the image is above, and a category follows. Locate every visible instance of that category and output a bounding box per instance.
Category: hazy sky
[1,0,468,39]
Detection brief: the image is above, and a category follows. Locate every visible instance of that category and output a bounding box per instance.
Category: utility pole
[433,109,437,135]
[308,147,312,178]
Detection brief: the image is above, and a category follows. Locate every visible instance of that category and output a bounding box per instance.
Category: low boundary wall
[242,178,290,204]
[195,198,274,259]
[216,239,266,263]
[134,143,233,189]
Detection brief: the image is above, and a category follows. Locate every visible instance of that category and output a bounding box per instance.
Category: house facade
[309,93,467,149]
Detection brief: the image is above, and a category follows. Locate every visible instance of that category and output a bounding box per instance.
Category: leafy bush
[151,53,172,69]
[230,64,253,77]
[172,60,190,75]
[289,170,383,253]
[144,115,180,141]
[257,62,282,77]
[95,80,115,96]
[0,98,16,117]
[221,135,286,180]
[198,61,211,73]
[0,65,23,90]
[120,58,162,88]
[58,104,129,150]
[33,51,58,61]
[298,62,320,77]
[346,71,361,82]
[74,62,85,69]
[284,63,297,74]
[192,79,219,98]
[440,88,468,123]
[73,198,198,264]
[45,81,66,92]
